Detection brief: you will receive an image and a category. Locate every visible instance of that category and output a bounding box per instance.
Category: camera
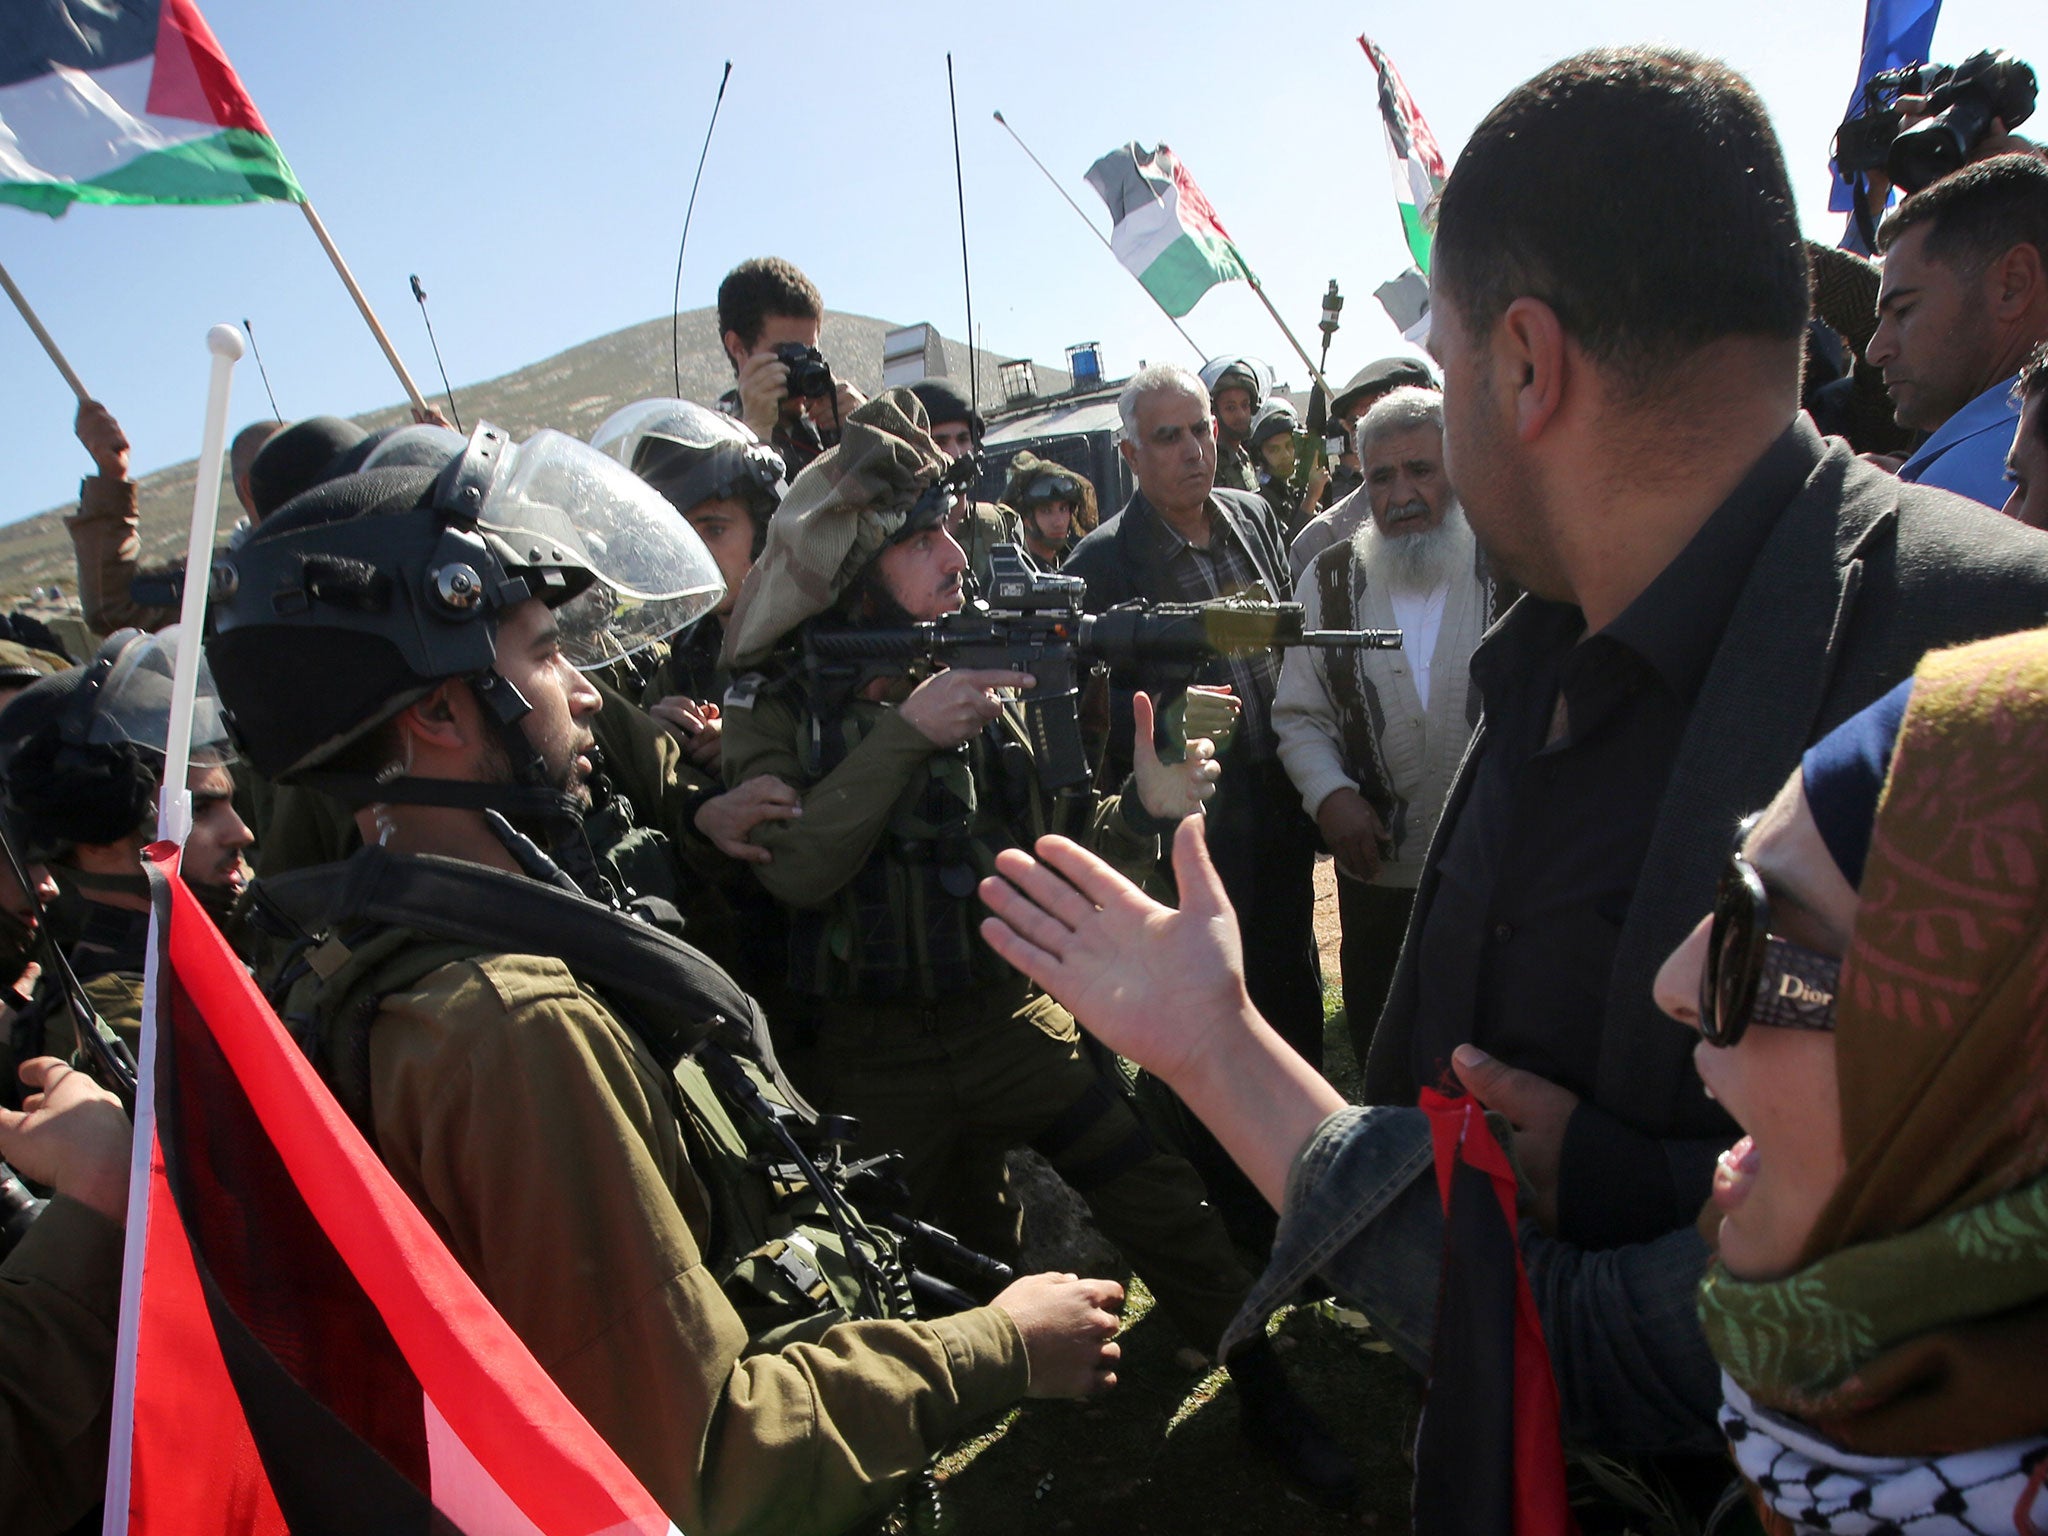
[771,342,835,401]
[1835,49,2037,195]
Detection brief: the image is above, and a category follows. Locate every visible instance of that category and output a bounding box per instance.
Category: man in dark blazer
[1065,367,1325,1242]
[1066,367,1321,1082]
[996,47,2048,1460]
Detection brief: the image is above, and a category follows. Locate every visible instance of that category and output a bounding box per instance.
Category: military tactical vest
[788,680,1057,1003]
[269,919,912,1346]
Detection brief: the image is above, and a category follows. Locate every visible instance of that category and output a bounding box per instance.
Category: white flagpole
[103,322,243,1533]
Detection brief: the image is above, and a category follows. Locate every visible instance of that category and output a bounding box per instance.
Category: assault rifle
[803,544,1401,792]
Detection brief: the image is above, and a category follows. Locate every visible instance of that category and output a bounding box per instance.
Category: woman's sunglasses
[1698,815,1842,1048]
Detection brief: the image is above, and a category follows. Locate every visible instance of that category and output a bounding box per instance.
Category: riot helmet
[591,398,784,558]
[1198,355,1271,411]
[207,422,723,801]
[0,627,233,863]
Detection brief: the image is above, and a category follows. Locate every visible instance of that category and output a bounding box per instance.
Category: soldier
[0,1054,132,1536]
[205,422,1124,1536]
[908,378,1011,595]
[1199,355,1269,495]
[718,390,1359,1507]
[590,397,786,771]
[0,628,252,1047]
[998,450,1096,568]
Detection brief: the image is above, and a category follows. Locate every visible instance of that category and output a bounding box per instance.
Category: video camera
[803,544,1401,794]
[1835,48,2037,195]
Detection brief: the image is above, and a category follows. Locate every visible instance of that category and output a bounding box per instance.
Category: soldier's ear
[394,681,469,754]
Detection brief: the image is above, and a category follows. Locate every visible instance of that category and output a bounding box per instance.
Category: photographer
[716,257,865,476]
[1840,49,2039,253]
[1869,154,2048,508]
[0,1056,131,1536]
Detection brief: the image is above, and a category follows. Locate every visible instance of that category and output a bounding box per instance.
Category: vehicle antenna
[407,277,462,430]
[946,54,979,420]
[672,61,733,399]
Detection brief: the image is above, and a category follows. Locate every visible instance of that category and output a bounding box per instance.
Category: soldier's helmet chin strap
[301,668,617,905]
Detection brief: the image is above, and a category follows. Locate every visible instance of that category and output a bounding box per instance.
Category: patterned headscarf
[1698,628,2048,1459]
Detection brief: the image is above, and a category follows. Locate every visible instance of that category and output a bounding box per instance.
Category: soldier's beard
[1356,500,1470,593]
[477,730,592,810]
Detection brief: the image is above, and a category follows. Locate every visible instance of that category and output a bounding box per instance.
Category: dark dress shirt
[1408,423,1823,1247]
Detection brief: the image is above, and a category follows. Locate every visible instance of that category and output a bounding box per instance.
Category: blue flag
[1830,0,1944,212]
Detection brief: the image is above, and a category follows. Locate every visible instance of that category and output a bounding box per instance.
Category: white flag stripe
[424,1395,682,1536]
[1106,181,1187,275]
[0,58,216,186]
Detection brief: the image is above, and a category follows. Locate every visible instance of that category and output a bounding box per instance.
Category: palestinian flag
[1084,142,1249,318]
[0,0,303,218]
[1359,37,1448,276]
[1411,1090,1574,1536]
[107,844,679,1534]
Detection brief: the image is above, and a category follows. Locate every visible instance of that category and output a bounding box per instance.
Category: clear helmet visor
[478,428,726,669]
[590,397,763,466]
[92,624,234,763]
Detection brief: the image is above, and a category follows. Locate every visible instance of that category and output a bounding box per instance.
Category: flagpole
[298,200,429,415]
[104,321,242,1534]
[1241,270,1333,397]
[0,257,91,401]
[992,110,1210,365]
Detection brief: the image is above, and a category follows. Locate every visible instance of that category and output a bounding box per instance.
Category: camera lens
[1888,96,1989,193]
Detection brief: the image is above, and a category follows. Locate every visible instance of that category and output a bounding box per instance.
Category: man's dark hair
[1878,154,2048,276]
[716,257,823,353]
[1433,48,1810,388]
[2021,340,2048,448]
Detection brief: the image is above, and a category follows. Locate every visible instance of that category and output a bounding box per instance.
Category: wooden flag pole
[0,256,91,401]
[299,200,429,414]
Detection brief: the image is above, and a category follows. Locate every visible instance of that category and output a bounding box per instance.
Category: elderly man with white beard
[1274,387,1492,1066]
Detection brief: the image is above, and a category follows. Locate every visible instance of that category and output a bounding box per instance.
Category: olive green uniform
[273,932,1027,1536]
[0,1196,123,1536]
[722,678,1256,1351]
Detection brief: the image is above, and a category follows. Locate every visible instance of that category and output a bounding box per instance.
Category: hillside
[0,308,1061,608]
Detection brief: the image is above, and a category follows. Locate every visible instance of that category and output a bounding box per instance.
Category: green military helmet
[207,421,726,786]
[1249,399,1301,452]
[1000,450,1098,533]
[1199,354,1272,411]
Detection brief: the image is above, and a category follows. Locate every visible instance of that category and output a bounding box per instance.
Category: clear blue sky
[3,0,2043,525]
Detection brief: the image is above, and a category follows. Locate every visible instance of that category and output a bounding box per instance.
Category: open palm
[980,817,1249,1085]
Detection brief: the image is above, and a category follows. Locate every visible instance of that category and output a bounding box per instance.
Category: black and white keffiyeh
[1722,1377,2048,1535]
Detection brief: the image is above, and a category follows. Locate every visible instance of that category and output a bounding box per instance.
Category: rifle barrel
[1297,629,1405,649]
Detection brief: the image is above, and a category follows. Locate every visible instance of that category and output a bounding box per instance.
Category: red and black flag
[1412,1088,1575,1536]
[104,844,679,1534]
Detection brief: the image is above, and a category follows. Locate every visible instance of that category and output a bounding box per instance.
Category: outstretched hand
[982,817,1345,1208]
[1130,690,1221,822]
[981,815,1247,1089]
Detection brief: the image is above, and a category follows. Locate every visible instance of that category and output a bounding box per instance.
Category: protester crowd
[3,38,2048,1536]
